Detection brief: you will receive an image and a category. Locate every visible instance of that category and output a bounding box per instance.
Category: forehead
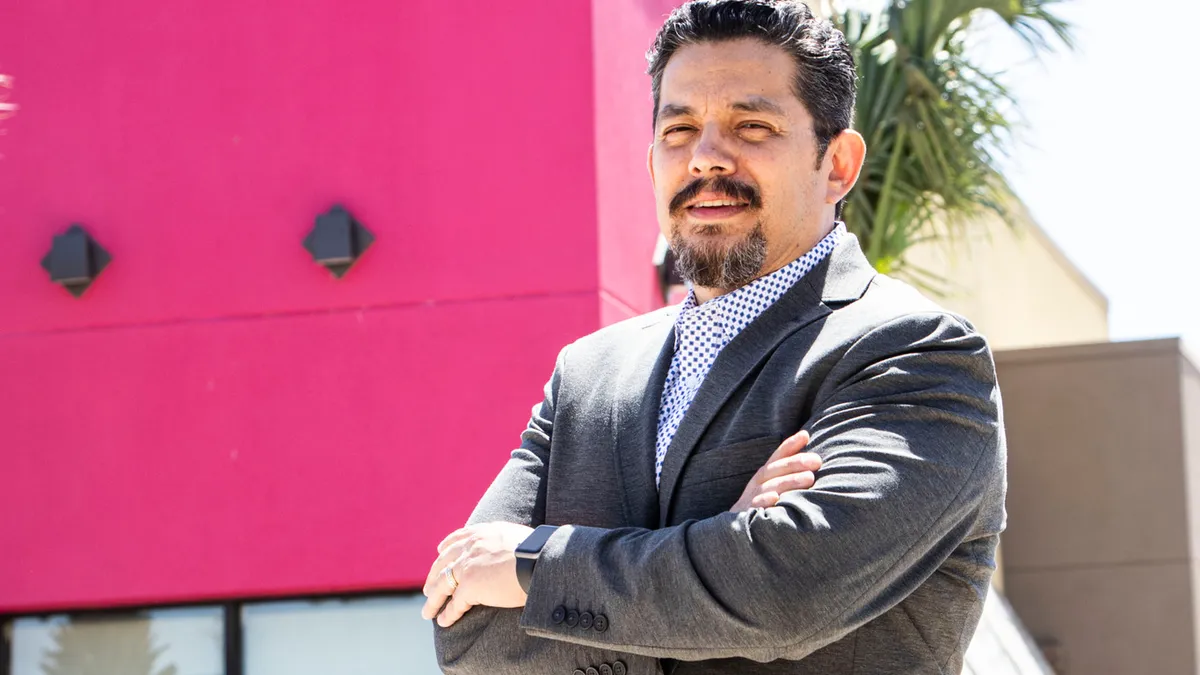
[658,38,800,112]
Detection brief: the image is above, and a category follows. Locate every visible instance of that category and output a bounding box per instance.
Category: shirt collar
[674,223,846,343]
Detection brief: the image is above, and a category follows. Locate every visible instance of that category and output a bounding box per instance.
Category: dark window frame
[1,588,422,675]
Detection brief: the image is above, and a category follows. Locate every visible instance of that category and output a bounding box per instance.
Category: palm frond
[836,0,1073,292]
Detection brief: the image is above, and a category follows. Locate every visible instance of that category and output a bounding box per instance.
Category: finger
[784,428,811,447]
[437,593,476,628]
[437,527,473,554]
[421,555,467,620]
[764,430,811,464]
[423,542,469,596]
[760,471,816,495]
[421,582,451,620]
[758,452,822,483]
[750,491,780,509]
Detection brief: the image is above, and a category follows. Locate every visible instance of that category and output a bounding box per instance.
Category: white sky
[978,0,1200,348]
[843,0,1200,350]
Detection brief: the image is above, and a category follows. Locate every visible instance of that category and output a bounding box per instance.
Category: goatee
[671,221,768,290]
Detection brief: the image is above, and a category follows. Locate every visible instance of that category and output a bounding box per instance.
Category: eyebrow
[656,97,787,125]
[657,103,695,123]
[731,97,786,116]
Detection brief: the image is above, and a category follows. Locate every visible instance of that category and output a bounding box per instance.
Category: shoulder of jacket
[848,273,981,336]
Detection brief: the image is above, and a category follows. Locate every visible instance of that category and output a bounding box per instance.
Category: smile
[686,197,752,221]
[689,199,749,208]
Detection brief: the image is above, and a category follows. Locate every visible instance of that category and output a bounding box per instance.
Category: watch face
[517,525,557,555]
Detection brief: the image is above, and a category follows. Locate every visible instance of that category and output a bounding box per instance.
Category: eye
[738,122,774,136]
[662,125,696,138]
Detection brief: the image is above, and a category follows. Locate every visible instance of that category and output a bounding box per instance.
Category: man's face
[649,38,833,292]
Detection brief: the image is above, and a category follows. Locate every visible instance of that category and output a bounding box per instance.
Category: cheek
[764,163,821,209]
[653,165,689,211]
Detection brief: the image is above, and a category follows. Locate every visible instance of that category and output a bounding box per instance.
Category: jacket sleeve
[517,312,1005,663]
[432,346,660,675]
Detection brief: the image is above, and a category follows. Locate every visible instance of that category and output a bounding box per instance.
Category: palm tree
[833,0,1074,292]
[40,617,179,675]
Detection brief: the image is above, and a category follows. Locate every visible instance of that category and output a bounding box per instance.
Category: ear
[824,129,866,207]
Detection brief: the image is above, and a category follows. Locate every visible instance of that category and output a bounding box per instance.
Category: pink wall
[593,0,682,325]
[1,0,676,614]
[0,0,600,335]
[1,296,595,611]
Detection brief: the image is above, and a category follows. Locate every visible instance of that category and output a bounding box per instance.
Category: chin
[678,220,746,238]
[690,223,729,237]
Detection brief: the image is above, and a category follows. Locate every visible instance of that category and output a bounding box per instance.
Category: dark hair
[647,0,857,166]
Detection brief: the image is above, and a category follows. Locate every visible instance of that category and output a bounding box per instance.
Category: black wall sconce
[40,224,110,297]
[303,205,375,278]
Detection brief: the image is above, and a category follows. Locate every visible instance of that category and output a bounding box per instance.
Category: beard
[667,175,767,290]
[670,221,768,290]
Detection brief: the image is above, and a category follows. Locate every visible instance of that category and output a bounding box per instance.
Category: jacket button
[565,610,580,628]
[593,613,609,632]
[579,611,594,630]
[552,606,567,624]
[599,664,614,675]
[613,661,627,675]
[586,668,599,675]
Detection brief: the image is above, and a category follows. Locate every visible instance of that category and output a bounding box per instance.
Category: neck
[692,285,728,305]
[691,220,838,306]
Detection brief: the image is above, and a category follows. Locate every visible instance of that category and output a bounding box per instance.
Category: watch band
[515,525,559,594]
[516,555,536,594]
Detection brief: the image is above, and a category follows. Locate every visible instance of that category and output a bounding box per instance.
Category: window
[3,593,438,675]
[243,595,438,675]
[8,606,223,675]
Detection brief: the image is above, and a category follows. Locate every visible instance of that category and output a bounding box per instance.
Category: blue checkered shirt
[654,223,845,486]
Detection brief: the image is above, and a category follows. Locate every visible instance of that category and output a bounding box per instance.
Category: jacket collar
[653,232,877,525]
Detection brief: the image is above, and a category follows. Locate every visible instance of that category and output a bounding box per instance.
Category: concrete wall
[996,339,1198,674]
[903,210,1109,351]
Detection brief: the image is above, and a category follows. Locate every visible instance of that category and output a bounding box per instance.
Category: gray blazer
[434,233,1006,674]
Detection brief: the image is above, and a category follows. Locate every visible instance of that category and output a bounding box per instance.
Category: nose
[688,124,736,178]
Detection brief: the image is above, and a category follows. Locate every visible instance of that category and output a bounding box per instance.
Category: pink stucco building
[1,1,680,671]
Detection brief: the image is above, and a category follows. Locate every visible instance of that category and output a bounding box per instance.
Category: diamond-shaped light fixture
[303,205,375,278]
[40,224,111,297]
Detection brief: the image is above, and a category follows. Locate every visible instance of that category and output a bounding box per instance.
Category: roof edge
[1008,199,1110,314]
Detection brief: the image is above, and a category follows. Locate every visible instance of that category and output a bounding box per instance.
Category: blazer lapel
[610,310,677,528]
[655,233,877,526]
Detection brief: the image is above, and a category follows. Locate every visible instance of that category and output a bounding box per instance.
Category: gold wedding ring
[443,565,459,592]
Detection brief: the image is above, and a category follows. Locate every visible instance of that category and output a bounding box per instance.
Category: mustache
[669,176,763,216]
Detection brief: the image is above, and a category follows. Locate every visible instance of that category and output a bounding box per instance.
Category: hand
[420,522,534,628]
[730,430,822,511]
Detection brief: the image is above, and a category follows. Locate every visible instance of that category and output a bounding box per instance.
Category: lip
[686,204,751,221]
[685,192,750,209]
[682,191,753,221]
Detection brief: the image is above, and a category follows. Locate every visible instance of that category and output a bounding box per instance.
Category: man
[422,1,1005,673]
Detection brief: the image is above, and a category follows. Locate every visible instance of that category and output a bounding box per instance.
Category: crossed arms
[430,312,1004,672]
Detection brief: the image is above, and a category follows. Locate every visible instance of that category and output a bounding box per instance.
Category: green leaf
[837,0,1073,287]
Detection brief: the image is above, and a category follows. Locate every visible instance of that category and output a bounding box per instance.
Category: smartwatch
[515,525,559,593]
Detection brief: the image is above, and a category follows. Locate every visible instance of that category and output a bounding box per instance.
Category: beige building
[902,209,1109,350]
[904,210,1200,673]
[996,339,1200,674]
